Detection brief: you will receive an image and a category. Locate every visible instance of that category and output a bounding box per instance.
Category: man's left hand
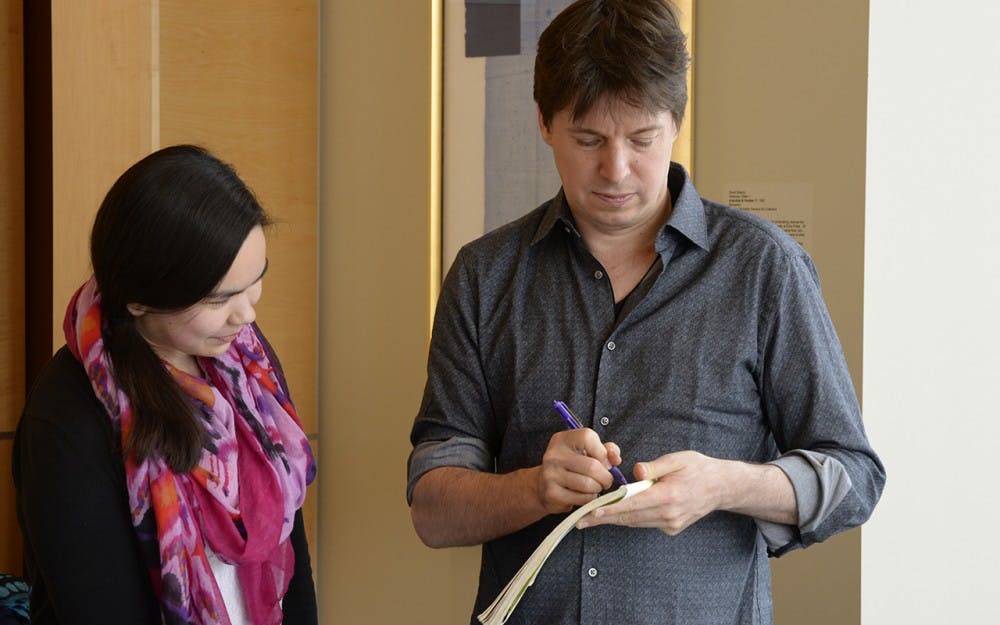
[577,450,731,535]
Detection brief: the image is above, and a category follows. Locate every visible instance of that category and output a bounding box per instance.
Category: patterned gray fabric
[408,163,884,624]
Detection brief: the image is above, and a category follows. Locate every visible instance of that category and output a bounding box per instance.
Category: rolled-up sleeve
[755,252,886,554]
[407,248,497,504]
[407,437,494,503]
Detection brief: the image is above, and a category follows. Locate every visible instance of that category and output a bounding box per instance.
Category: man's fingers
[538,475,604,513]
[573,428,613,462]
[634,451,689,481]
[604,441,622,467]
[557,456,613,492]
[549,429,620,487]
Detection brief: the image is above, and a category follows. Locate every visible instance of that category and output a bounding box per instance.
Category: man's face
[539,98,678,238]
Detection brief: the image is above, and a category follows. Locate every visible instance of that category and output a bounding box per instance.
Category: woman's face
[129,226,268,376]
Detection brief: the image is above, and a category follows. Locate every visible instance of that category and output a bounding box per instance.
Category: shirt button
[594,270,604,280]
[588,567,598,578]
[607,341,616,351]
[600,416,610,426]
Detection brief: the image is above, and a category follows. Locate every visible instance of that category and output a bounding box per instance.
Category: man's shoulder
[702,197,807,262]
[453,201,553,270]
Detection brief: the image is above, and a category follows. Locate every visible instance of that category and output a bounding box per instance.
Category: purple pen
[552,400,629,486]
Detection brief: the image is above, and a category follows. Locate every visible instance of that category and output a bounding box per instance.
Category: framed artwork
[441,0,695,273]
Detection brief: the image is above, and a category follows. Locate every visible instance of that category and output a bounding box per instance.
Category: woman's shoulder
[20,346,113,440]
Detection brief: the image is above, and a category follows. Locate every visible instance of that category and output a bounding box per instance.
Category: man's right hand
[536,428,623,513]
[410,429,624,548]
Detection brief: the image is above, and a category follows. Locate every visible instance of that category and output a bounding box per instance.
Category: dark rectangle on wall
[465,1,520,57]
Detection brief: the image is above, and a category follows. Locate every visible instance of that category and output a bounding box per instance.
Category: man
[407,1,884,623]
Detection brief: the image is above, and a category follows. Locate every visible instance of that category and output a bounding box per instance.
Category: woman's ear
[126,303,149,318]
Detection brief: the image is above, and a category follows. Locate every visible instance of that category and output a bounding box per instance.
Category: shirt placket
[579,251,625,625]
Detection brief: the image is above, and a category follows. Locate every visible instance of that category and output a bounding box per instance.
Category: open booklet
[477,479,654,625]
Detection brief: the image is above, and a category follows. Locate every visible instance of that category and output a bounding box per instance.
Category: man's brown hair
[534,0,691,128]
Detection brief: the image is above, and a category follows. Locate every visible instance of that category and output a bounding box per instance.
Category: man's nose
[599,142,629,183]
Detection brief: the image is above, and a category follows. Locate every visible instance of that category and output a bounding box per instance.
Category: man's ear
[126,303,149,318]
[537,107,553,146]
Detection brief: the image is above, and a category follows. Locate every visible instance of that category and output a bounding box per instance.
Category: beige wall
[318,1,481,622]
[694,2,869,624]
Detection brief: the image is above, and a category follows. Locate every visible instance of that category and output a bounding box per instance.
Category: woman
[14,145,318,624]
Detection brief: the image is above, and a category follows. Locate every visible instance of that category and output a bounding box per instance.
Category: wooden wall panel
[1,0,25,576]
[49,0,156,349]
[1,0,25,433]
[20,0,318,583]
[158,0,319,565]
[158,0,319,437]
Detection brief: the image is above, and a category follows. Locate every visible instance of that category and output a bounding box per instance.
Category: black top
[13,346,318,624]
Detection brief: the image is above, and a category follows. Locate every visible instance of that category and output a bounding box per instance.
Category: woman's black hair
[90,145,269,472]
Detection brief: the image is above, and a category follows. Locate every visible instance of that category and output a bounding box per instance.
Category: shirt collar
[531,162,709,251]
[531,189,578,245]
[659,162,710,253]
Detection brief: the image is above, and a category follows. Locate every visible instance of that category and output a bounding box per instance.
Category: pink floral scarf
[64,278,316,624]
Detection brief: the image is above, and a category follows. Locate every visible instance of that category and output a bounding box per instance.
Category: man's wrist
[716,459,752,513]
[522,465,551,515]
[718,460,795,523]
